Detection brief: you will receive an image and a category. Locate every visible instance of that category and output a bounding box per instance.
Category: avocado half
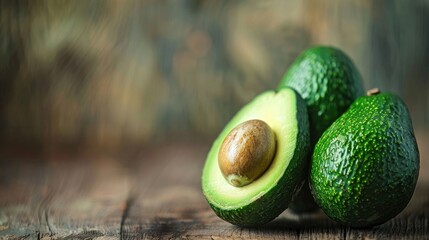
[201,88,310,226]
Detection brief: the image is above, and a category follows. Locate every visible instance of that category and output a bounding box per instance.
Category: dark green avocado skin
[310,92,419,227]
[211,91,310,227]
[278,46,364,146]
[278,46,364,212]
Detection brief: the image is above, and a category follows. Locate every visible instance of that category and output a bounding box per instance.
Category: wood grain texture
[0,134,428,239]
[0,154,131,239]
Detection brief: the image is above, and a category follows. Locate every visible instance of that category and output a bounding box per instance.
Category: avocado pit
[218,119,276,187]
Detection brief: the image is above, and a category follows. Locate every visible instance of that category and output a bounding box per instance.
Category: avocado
[278,46,364,212]
[201,88,310,226]
[310,90,419,227]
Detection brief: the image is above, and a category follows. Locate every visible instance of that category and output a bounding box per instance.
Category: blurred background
[0,0,428,150]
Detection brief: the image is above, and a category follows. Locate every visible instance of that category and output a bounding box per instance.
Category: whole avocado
[310,91,420,227]
[278,46,364,147]
[278,46,365,212]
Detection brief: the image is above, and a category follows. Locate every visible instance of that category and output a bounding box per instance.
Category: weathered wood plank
[0,132,428,239]
[0,154,132,239]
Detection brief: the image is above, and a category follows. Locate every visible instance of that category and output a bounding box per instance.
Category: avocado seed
[218,119,276,187]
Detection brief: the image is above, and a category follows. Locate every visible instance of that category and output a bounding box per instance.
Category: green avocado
[310,91,420,227]
[278,46,364,212]
[201,88,310,226]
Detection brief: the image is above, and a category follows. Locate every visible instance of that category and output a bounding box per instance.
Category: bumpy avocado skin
[208,90,310,226]
[278,46,364,212]
[310,93,419,227]
[278,46,364,145]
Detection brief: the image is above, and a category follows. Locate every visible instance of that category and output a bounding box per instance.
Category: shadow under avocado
[236,181,429,238]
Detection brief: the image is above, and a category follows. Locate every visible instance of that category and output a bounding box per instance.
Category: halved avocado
[201,88,310,226]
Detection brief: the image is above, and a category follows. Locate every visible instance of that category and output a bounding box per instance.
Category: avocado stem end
[367,88,381,96]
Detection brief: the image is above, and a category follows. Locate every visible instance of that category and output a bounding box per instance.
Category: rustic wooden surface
[0,131,428,240]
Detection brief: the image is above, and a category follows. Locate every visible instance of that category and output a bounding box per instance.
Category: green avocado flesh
[202,89,310,226]
[310,92,419,227]
[277,46,364,212]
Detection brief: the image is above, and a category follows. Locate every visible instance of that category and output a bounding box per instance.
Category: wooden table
[1,133,428,239]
